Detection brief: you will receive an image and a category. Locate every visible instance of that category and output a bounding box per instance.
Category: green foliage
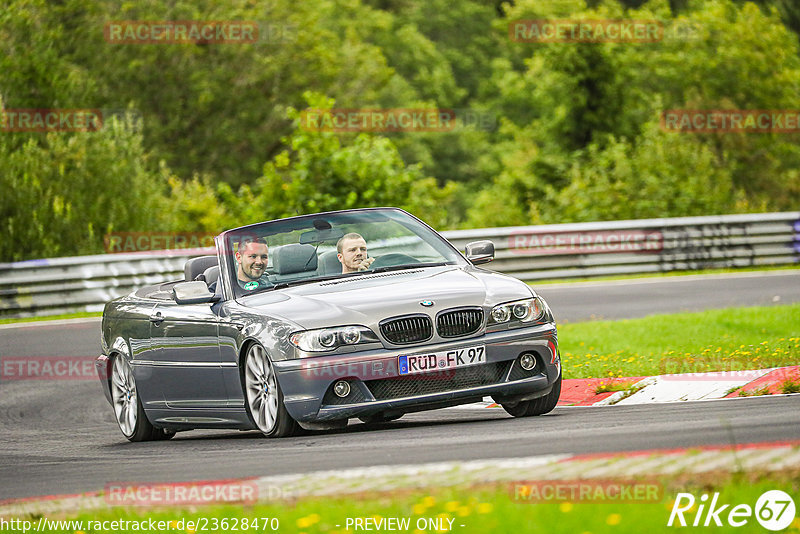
[2,0,800,260]
[780,376,800,394]
[559,304,800,379]
[739,0,800,36]
[374,0,501,103]
[0,109,167,261]
[219,93,460,231]
[542,121,738,222]
[0,0,400,188]
[470,0,800,227]
[161,172,230,234]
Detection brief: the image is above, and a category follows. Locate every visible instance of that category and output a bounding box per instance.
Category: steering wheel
[369,253,420,270]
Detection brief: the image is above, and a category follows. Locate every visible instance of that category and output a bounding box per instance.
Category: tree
[471,0,800,226]
[218,93,460,230]
[0,0,402,187]
[0,107,168,261]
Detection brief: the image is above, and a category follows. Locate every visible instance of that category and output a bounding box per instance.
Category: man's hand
[357,256,375,271]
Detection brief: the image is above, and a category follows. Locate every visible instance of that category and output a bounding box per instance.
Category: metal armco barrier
[444,211,800,281]
[1,212,798,318]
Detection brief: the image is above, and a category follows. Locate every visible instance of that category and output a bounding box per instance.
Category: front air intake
[379,314,433,345]
[437,307,484,338]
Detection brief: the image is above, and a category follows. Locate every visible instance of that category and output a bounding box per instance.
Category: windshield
[220,208,466,298]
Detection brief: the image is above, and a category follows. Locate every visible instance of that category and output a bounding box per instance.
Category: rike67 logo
[668,490,796,531]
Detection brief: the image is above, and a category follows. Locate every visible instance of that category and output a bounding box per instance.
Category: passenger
[337,233,375,273]
[235,237,271,290]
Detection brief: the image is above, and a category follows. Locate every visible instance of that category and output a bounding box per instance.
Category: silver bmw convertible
[96,208,561,441]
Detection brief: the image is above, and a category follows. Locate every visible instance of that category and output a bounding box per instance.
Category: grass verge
[594,380,638,394]
[558,304,800,379]
[15,470,800,533]
[0,311,101,325]
[781,377,800,394]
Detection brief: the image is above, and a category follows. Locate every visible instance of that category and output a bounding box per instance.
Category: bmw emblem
[420,300,434,307]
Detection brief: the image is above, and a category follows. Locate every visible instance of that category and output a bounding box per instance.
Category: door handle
[149,312,164,324]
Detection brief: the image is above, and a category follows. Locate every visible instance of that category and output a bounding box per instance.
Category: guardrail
[445,211,800,281]
[1,212,798,318]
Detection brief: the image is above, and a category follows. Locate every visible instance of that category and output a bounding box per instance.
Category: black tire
[110,354,168,442]
[243,343,298,438]
[501,374,562,417]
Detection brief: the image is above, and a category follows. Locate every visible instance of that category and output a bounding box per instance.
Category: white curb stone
[611,369,775,405]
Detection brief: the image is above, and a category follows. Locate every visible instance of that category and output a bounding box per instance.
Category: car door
[216,304,246,408]
[148,300,227,409]
[125,300,163,408]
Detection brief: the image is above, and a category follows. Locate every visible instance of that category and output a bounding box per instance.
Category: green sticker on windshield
[243,281,259,290]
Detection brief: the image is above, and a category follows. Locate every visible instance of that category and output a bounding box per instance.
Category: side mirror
[173,281,220,305]
[465,240,495,265]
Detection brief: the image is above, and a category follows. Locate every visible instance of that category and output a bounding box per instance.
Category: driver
[337,233,375,273]
[235,237,272,290]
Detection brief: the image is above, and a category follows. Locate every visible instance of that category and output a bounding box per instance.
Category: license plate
[398,345,486,376]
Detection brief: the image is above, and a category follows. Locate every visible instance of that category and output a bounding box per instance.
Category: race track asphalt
[535,269,800,322]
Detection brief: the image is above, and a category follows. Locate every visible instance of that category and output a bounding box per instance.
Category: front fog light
[333,380,351,398]
[519,353,537,371]
[491,306,511,323]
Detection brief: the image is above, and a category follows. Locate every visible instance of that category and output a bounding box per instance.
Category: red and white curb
[461,365,800,409]
[597,368,774,405]
[2,441,798,517]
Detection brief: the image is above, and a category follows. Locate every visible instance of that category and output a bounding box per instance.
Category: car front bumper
[273,323,560,422]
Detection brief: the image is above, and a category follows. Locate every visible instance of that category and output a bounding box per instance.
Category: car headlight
[488,297,545,325]
[289,325,379,353]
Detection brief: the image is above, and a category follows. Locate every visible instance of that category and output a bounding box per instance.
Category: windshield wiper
[371,261,453,274]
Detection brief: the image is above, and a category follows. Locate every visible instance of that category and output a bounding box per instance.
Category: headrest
[184,255,218,282]
[272,244,318,275]
[202,265,220,286]
[317,250,342,275]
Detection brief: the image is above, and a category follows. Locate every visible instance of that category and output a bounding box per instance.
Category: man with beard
[235,237,271,290]
[337,232,375,273]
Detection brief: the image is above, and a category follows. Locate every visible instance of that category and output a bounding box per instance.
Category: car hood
[237,265,533,329]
